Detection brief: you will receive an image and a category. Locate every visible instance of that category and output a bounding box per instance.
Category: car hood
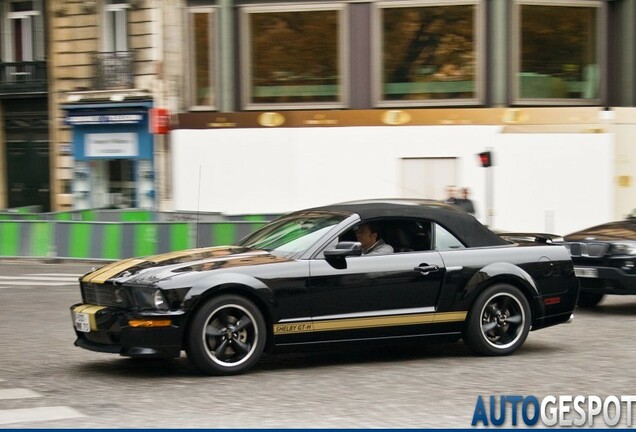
[80,246,292,285]
[565,219,636,242]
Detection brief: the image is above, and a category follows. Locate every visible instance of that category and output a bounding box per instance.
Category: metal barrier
[0,220,53,257]
[0,209,280,223]
[0,219,267,261]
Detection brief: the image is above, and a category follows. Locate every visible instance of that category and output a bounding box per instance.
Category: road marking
[0,389,42,400]
[0,274,82,288]
[0,282,76,287]
[0,406,85,425]
[0,276,79,281]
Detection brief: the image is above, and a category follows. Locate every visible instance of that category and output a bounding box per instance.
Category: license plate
[73,312,90,333]
[574,267,598,278]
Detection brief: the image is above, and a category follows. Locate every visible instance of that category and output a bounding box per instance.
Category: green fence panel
[24,214,40,221]
[171,223,191,251]
[244,215,265,222]
[68,223,92,258]
[135,224,158,256]
[123,210,153,222]
[79,210,95,221]
[0,222,20,256]
[0,217,271,259]
[54,212,73,221]
[102,224,122,259]
[30,222,52,257]
[214,223,236,246]
[0,213,40,221]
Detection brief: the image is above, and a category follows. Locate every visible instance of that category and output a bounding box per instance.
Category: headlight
[609,241,636,255]
[132,287,169,311]
[153,290,167,310]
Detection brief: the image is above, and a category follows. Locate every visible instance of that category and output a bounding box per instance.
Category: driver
[355,223,394,255]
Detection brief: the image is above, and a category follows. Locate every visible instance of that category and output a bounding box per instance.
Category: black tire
[577,292,604,308]
[463,284,531,356]
[186,294,266,375]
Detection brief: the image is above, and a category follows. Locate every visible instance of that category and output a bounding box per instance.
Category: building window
[96,0,132,89]
[514,0,602,103]
[102,0,129,52]
[375,0,483,106]
[241,4,347,109]
[2,0,44,61]
[187,7,217,110]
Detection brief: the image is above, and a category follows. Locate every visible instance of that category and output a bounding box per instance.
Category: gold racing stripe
[141,246,223,263]
[81,247,227,284]
[82,258,148,283]
[273,311,467,335]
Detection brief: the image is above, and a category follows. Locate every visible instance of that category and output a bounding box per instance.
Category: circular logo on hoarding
[382,110,411,125]
[258,112,285,127]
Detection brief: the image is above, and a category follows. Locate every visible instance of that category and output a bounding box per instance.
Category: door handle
[414,264,440,275]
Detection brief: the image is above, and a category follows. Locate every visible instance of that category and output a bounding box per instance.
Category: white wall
[491,133,614,234]
[614,124,636,219]
[172,126,614,235]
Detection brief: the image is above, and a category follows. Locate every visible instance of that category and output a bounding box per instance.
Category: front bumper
[70,304,186,358]
[574,266,636,295]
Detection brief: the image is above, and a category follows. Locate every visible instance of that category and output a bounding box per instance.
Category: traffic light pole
[485,164,494,228]
[477,149,494,227]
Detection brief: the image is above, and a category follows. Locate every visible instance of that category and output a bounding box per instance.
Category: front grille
[564,242,608,258]
[81,283,129,308]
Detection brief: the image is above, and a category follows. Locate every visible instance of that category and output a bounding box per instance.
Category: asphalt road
[1,260,635,428]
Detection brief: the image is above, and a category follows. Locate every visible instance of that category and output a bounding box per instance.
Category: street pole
[486,163,493,228]
[477,149,495,227]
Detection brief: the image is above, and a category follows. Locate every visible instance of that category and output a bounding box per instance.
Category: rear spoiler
[497,232,564,245]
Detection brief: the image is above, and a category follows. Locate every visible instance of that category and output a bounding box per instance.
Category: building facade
[45,0,181,211]
[0,0,49,211]
[171,0,636,234]
[1,0,636,234]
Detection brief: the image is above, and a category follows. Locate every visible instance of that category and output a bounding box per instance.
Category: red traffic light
[478,151,493,167]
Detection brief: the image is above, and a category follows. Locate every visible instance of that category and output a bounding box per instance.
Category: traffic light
[478,151,493,168]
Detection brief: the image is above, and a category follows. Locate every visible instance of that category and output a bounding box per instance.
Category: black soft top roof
[303,199,509,248]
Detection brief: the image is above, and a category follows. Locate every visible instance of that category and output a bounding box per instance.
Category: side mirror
[324,241,362,270]
[324,241,363,258]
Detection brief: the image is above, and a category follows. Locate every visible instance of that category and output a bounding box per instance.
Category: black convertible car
[564,214,636,307]
[71,200,578,375]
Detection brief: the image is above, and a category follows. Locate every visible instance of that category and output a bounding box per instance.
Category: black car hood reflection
[565,219,636,242]
[81,246,292,285]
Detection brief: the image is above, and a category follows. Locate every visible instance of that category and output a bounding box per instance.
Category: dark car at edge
[564,214,636,307]
[71,199,579,375]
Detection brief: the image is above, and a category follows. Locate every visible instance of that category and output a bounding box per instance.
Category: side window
[338,218,434,254]
[434,223,465,251]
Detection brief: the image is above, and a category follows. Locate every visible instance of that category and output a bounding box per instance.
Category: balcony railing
[0,61,48,96]
[94,51,134,90]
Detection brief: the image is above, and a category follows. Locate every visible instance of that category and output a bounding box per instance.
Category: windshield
[237,211,348,257]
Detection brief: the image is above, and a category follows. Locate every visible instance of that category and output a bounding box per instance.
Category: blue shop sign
[66,112,144,126]
[64,102,154,161]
